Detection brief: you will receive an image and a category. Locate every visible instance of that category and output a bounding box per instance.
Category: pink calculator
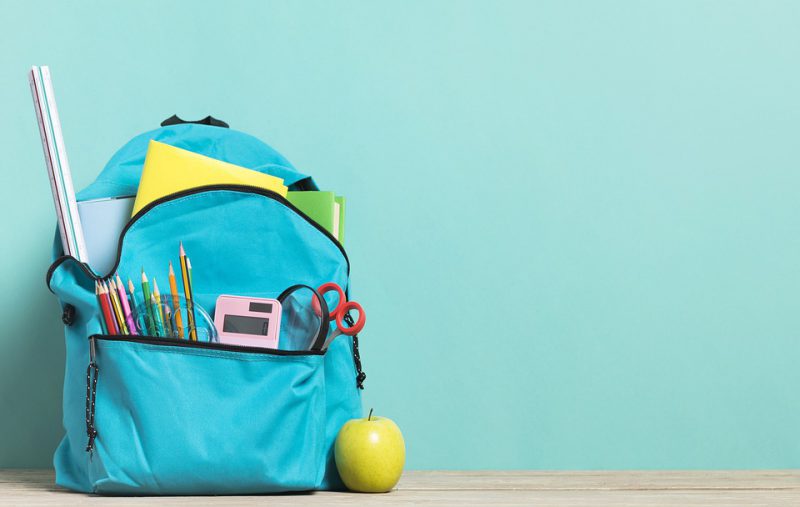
[214,295,282,349]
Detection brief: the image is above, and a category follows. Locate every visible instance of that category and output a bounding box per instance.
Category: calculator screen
[222,315,270,336]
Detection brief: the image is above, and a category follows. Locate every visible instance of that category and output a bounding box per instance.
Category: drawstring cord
[85,340,99,455]
[344,312,366,389]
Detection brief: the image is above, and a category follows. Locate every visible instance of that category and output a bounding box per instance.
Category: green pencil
[141,270,156,336]
[180,243,198,341]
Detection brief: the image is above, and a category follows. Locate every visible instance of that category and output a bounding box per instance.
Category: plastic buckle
[62,304,76,326]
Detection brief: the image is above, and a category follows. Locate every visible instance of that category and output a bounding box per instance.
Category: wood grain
[1,469,798,506]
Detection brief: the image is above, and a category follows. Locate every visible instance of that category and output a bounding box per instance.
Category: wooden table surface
[2,469,799,506]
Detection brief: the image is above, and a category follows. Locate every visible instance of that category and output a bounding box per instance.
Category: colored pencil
[168,262,184,338]
[151,294,165,337]
[98,281,118,335]
[153,278,165,327]
[113,279,130,335]
[116,274,137,335]
[98,282,119,335]
[101,282,119,335]
[179,243,198,341]
[107,279,129,335]
[141,270,156,336]
[94,282,109,334]
[127,278,140,334]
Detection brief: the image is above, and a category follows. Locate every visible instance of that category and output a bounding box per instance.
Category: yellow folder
[132,140,288,216]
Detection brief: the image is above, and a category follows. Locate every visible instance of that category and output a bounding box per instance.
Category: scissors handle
[317,282,347,319]
[316,282,366,336]
[336,301,365,335]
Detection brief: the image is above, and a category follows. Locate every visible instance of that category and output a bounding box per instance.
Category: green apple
[334,409,406,493]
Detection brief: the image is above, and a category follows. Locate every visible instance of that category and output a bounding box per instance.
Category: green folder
[287,191,345,244]
[334,195,345,244]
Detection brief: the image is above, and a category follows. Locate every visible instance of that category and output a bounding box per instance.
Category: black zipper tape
[46,256,97,291]
[46,184,350,290]
[91,334,325,356]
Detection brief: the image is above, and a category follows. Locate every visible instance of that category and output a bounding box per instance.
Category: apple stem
[368,408,373,421]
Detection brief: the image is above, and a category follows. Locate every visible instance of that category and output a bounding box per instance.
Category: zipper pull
[344,312,366,390]
[89,336,96,364]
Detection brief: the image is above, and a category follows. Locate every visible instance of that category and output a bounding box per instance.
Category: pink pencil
[116,274,137,335]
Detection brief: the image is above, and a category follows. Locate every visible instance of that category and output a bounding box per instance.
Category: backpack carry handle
[160,115,229,128]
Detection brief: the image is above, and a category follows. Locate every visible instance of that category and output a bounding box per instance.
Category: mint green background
[2,0,799,469]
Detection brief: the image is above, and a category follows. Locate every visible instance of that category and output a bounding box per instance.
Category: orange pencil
[168,262,184,338]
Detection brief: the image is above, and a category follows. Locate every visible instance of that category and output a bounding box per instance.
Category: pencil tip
[180,242,185,256]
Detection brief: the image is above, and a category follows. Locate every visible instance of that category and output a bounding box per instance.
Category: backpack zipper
[46,184,350,288]
[90,334,325,356]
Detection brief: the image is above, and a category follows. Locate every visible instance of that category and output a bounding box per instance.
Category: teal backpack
[46,118,365,494]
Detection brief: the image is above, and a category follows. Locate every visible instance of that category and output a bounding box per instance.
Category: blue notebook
[77,196,134,275]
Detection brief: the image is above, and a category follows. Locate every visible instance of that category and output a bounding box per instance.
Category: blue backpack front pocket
[87,335,326,495]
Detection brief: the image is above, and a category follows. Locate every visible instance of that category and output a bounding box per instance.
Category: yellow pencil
[109,279,129,335]
[106,279,129,335]
[179,242,197,341]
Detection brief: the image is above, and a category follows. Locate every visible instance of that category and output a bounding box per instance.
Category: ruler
[29,66,88,262]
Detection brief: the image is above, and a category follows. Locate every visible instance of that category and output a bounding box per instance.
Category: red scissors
[316,282,366,339]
